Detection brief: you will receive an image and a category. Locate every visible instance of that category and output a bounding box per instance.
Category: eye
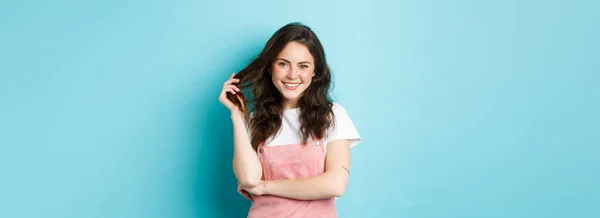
[278,62,287,66]
[300,64,309,69]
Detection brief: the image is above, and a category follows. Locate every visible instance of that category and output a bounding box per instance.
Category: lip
[282,82,301,90]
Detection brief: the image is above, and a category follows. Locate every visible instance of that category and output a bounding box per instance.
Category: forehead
[277,41,314,63]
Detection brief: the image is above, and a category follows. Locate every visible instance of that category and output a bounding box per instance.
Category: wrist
[230,109,244,119]
[261,181,270,195]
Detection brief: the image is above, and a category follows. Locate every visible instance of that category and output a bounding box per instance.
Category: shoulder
[330,102,351,121]
[331,102,346,114]
[326,102,362,147]
[331,102,342,110]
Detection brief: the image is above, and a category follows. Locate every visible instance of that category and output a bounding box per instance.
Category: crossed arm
[256,139,352,200]
[231,110,352,200]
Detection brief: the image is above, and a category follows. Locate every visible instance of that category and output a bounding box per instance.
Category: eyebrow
[276,58,312,65]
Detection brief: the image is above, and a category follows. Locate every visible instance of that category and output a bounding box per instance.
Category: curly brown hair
[226,22,335,151]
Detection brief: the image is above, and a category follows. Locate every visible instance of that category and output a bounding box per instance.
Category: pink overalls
[247,139,337,218]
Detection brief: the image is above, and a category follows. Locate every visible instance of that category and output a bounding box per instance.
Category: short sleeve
[326,103,362,148]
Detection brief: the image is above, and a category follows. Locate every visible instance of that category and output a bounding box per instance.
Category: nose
[286,66,299,79]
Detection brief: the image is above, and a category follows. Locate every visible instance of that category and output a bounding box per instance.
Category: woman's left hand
[244,180,267,196]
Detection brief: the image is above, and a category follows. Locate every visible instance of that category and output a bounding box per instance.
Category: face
[271,41,315,108]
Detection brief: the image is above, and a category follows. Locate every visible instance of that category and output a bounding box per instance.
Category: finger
[241,190,253,201]
[229,73,241,83]
[227,88,237,95]
[225,85,241,92]
[224,73,235,85]
[224,87,240,96]
[223,78,240,86]
[222,87,236,95]
[223,73,235,85]
[238,187,252,201]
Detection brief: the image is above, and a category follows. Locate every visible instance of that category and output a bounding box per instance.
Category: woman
[218,22,362,218]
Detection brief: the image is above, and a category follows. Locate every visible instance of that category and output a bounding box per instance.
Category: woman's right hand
[219,73,244,112]
[238,181,253,201]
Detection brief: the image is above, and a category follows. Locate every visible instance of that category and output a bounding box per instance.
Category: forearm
[231,110,262,187]
[264,171,348,200]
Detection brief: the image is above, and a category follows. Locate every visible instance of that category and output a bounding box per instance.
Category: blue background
[1,0,598,217]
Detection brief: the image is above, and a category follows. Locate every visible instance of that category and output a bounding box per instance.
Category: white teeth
[284,83,300,87]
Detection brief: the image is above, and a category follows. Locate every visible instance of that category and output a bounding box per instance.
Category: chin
[281,92,301,101]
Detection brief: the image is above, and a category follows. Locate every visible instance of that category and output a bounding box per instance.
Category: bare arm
[231,110,263,188]
[219,73,263,189]
[258,139,351,200]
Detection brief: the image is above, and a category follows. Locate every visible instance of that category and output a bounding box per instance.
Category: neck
[283,99,299,110]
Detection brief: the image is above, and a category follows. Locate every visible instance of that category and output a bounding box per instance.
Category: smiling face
[271,41,315,109]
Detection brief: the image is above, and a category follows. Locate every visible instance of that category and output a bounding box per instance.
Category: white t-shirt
[252,102,361,150]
